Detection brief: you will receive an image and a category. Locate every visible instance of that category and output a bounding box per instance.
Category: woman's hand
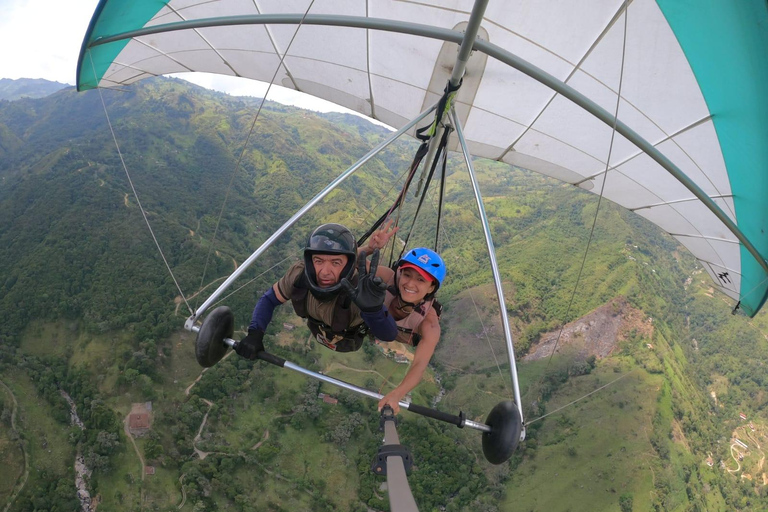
[378,387,407,415]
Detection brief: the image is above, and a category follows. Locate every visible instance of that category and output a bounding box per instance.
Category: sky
[0,0,370,116]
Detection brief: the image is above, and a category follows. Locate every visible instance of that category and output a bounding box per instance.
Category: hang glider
[77,0,768,317]
[76,2,768,508]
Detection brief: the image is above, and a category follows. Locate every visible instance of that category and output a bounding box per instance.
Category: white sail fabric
[78,0,768,315]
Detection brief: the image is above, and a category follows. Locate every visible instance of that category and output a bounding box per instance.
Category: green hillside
[0,78,69,101]
[1,77,767,512]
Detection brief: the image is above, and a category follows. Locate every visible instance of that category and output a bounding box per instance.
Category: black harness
[386,284,443,347]
[290,273,369,352]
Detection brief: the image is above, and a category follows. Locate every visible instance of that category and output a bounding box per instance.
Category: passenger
[361,222,445,414]
[235,223,397,358]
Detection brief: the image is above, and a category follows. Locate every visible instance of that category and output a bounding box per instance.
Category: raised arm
[359,218,399,255]
[378,307,440,414]
[343,249,398,341]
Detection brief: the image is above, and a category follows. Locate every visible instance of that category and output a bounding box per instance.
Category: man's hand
[368,219,399,251]
[234,329,265,360]
[342,249,388,312]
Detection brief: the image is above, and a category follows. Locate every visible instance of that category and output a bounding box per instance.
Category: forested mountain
[1,77,767,512]
[0,78,69,101]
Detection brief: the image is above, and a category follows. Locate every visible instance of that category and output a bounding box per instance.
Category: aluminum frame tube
[418,0,489,190]
[186,104,436,326]
[451,107,525,438]
[450,0,489,86]
[282,359,487,433]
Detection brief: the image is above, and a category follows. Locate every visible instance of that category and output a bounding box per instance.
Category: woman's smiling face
[398,266,436,303]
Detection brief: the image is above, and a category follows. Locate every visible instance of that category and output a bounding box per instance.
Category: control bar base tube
[186,104,437,326]
[451,108,525,440]
[195,327,493,434]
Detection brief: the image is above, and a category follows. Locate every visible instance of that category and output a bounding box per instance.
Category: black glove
[341,249,388,313]
[235,329,265,360]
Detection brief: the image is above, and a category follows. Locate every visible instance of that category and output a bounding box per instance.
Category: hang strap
[398,126,453,260]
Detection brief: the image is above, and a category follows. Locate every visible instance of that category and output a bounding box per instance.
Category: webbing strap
[359,79,460,261]
[357,141,429,247]
[434,135,449,252]
[416,79,462,142]
[398,126,452,260]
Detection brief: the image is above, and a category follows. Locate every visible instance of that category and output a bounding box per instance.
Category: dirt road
[0,379,28,512]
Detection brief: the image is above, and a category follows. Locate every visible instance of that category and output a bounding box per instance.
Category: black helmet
[303,223,357,300]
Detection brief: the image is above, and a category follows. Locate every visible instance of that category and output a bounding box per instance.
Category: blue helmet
[399,247,446,289]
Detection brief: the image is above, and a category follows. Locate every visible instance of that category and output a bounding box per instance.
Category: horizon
[0,75,393,129]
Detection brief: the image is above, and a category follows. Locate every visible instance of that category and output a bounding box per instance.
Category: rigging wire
[210,252,298,310]
[523,370,634,427]
[730,275,768,313]
[197,0,318,306]
[397,128,452,260]
[546,5,629,367]
[424,188,513,399]
[87,51,194,316]
[212,155,421,311]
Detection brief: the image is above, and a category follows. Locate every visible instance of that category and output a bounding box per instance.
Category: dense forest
[1,78,768,512]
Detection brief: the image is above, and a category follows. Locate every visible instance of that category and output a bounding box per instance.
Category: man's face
[312,253,349,288]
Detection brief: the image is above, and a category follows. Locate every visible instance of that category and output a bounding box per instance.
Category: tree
[620,493,634,512]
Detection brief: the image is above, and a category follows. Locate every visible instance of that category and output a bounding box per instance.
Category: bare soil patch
[523,297,652,361]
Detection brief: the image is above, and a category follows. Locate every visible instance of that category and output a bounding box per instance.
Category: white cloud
[0,0,390,128]
[0,0,100,84]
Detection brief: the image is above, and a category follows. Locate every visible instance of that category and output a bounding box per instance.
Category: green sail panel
[658,0,768,316]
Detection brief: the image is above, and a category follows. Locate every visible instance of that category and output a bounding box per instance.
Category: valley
[2,77,768,511]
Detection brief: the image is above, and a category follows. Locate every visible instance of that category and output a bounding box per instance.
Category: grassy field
[505,363,661,512]
[0,382,25,507]
[0,427,24,506]
[10,311,438,511]
[8,285,750,511]
[2,369,75,507]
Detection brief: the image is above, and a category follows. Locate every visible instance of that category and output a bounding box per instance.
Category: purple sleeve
[249,287,283,332]
[360,306,398,341]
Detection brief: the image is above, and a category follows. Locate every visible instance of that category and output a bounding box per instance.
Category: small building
[394,354,409,364]
[145,466,155,475]
[322,395,338,405]
[750,423,755,431]
[128,413,150,436]
[128,402,152,437]
[740,412,747,421]
[283,323,295,331]
[646,344,654,350]
[706,457,714,467]
[735,439,748,450]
